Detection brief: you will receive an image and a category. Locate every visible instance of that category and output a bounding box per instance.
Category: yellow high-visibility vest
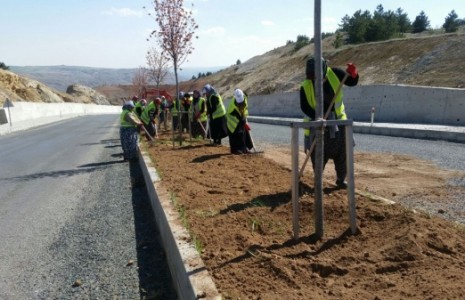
[301,67,346,136]
[226,96,248,133]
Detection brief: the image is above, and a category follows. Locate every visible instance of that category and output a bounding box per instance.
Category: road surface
[0,115,176,299]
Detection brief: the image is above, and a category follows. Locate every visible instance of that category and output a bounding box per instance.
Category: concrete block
[0,109,7,125]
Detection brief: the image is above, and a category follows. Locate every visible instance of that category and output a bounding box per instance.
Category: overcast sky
[1,0,462,69]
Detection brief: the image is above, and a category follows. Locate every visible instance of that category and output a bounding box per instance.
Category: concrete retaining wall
[0,101,121,136]
[246,84,465,126]
[3,84,465,136]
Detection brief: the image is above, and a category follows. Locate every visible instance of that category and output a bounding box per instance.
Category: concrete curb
[137,146,221,300]
[247,116,465,143]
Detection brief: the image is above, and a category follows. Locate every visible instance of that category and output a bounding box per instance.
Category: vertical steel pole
[291,124,300,239]
[6,98,12,127]
[345,125,357,234]
[314,0,324,238]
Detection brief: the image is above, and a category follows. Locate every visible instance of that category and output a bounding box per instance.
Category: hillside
[179,31,465,99]
[10,66,136,92]
[0,69,111,106]
[2,31,464,106]
[9,65,221,92]
[94,31,465,103]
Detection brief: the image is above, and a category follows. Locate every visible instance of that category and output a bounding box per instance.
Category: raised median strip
[137,147,221,300]
[247,116,465,143]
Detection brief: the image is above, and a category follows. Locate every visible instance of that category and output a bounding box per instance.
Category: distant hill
[9,65,225,92]
[176,30,465,99]
[93,30,465,104]
[4,30,464,105]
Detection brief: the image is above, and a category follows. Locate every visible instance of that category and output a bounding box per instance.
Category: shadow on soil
[214,228,358,271]
[219,191,292,215]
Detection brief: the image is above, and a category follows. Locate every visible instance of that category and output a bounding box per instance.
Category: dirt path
[147,131,465,299]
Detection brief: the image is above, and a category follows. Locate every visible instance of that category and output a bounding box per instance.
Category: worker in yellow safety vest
[203,84,228,145]
[140,97,160,140]
[190,89,208,138]
[181,92,192,133]
[120,100,143,161]
[226,89,254,154]
[171,92,182,131]
[300,56,359,188]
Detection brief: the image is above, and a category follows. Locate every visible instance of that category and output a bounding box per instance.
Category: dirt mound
[147,131,465,299]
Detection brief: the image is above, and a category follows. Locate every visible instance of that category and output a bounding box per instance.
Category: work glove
[244,123,251,131]
[346,63,358,78]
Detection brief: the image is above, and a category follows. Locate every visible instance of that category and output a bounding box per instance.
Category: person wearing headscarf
[190,89,208,138]
[300,56,359,188]
[120,100,143,161]
[226,88,254,154]
[202,84,228,145]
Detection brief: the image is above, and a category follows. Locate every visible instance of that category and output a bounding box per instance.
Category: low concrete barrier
[246,84,465,126]
[0,101,121,136]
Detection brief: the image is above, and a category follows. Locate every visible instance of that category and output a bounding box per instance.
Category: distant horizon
[10,64,227,71]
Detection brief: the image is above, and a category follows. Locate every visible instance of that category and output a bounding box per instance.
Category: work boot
[336,179,348,189]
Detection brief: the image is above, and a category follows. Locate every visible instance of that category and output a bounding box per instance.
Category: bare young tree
[146,46,170,94]
[145,0,198,142]
[132,66,148,98]
[147,0,197,95]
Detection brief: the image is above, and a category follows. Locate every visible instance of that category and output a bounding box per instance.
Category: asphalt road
[0,115,176,299]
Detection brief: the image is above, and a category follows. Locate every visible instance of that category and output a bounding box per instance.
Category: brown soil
[147,130,465,300]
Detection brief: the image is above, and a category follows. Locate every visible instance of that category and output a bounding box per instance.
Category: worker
[159,95,169,130]
[181,92,192,133]
[140,97,160,140]
[134,97,144,117]
[203,84,228,145]
[120,100,143,161]
[171,92,182,131]
[190,89,208,138]
[226,88,254,154]
[300,57,359,188]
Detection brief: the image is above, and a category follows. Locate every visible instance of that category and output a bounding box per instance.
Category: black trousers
[309,127,347,181]
[228,123,253,154]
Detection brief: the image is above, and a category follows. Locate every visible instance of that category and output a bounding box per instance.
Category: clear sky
[1,0,462,69]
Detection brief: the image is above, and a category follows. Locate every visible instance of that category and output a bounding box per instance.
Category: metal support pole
[6,98,12,127]
[313,0,324,239]
[172,113,175,148]
[291,124,300,239]
[188,111,192,141]
[178,100,182,146]
[370,107,375,126]
[345,125,357,234]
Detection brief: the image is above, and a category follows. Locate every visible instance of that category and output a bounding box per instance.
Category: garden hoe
[245,122,264,155]
[141,125,155,145]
